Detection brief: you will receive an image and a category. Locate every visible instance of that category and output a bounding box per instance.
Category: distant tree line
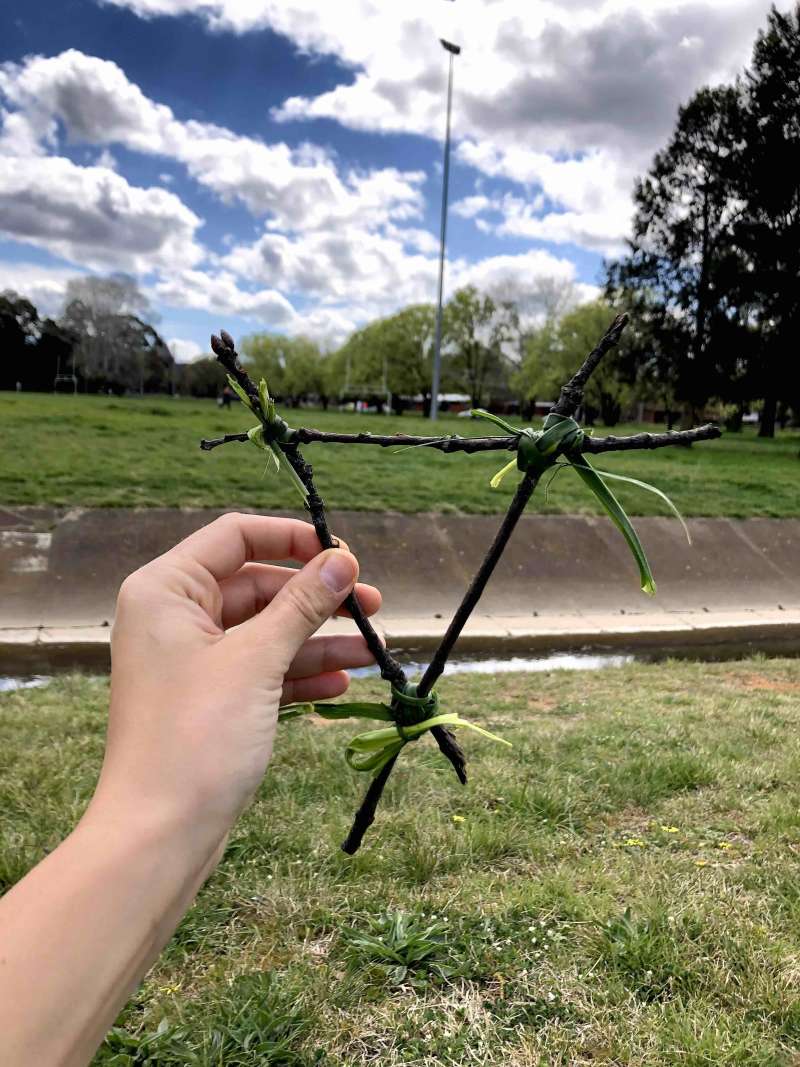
[0,274,175,395]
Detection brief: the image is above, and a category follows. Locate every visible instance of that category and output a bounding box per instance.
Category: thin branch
[551,313,629,418]
[200,423,720,456]
[290,429,516,453]
[418,470,539,698]
[201,432,250,451]
[582,424,721,453]
[203,332,468,853]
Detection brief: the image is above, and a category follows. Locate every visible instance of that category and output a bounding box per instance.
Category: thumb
[241,548,359,667]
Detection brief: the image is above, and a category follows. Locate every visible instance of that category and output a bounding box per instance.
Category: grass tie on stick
[201,317,721,852]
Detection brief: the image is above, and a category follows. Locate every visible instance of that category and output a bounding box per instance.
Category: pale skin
[0,513,382,1067]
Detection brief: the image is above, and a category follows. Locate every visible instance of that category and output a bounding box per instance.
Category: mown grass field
[4,660,800,1064]
[3,391,799,516]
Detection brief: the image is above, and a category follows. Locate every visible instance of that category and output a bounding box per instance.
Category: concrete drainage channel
[2,507,800,678]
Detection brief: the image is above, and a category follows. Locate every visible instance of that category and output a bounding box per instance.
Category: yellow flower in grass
[661,825,680,834]
[625,837,646,847]
[452,814,465,824]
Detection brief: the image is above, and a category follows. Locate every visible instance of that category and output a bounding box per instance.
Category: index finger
[167,512,347,581]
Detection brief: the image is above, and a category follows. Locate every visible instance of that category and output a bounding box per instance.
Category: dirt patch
[737,673,800,694]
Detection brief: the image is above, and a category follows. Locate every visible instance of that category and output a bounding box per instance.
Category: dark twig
[292,429,516,453]
[552,313,629,418]
[281,439,468,850]
[201,422,720,457]
[341,756,399,855]
[201,432,250,451]
[583,424,721,453]
[418,471,539,698]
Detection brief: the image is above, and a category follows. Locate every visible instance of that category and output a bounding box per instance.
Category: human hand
[90,513,381,853]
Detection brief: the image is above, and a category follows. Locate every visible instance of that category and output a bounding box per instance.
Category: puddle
[352,652,635,678]
[0,676,51,693]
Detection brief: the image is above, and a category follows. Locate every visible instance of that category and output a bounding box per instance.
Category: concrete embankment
[2,507,799,672]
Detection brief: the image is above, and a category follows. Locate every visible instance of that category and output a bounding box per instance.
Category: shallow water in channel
[2,642,798,693]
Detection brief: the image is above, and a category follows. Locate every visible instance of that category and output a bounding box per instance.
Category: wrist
[80,792,228,881]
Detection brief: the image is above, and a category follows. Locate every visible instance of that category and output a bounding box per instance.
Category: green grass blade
[567,454,657,596]
[469,409,521,436]
[271,442,309,503]
[226,375,255,414]
[569,462,692,545]
[490,458,518,489]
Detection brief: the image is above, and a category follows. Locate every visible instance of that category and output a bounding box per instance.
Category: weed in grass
[595,906,699,1002]
[342,911,454,988]
[98,974,321,1066]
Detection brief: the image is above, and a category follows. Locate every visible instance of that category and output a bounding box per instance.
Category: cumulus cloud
[0,49,425,232]
[0,155,203,272]
[8,0,781,345]
[168,337,204,362]
[100,0,790,255]
[0,260,81,317]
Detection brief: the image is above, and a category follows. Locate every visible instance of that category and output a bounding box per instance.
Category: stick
[201,424,720,456]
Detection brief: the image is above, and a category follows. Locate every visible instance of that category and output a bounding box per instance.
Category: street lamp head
[440,38,461,55]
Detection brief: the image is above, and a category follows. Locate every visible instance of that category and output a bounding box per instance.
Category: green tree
[606,86,746,426]
[733,4,800,436]
[333,305,435,413]
[0,290,40,390]
[238,334,288,395]
[177,357,226,398]
[515,301,632,426]
[60,274,172,393]
[443,287,510,409]
[282,339,327,407]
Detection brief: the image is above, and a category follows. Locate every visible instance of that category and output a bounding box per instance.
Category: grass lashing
[4,660,800,1063]
[3,390,800,516]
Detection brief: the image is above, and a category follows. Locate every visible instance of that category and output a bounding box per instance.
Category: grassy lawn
[4,660,800,1064]
[3,390,799,516]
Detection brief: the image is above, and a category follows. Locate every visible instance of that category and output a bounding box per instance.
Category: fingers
[233,548,359,670]
[219,563,381,630]
[284,634,377,681]
[165,513,349,582]
[281,670,351,706]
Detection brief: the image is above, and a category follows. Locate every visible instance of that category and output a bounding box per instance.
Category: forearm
[0,804,223,1067]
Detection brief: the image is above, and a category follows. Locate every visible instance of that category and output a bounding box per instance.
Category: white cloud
[0,260,81,317]
[452,194,493,220]
[95,148,118,171]
[222,226,438,309]
[0,154,203,273]
[168,336,204,362]
[0,49,425,232]
[154,269,298,328]
[100,0,791,261]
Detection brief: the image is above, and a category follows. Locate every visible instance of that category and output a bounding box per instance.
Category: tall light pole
[430,36,460,421]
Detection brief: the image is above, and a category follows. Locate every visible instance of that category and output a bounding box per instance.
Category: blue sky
[0,0,786,358]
